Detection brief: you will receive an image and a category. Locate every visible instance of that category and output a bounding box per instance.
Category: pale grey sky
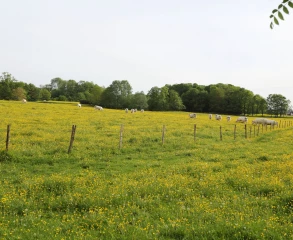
[1,0,293,104]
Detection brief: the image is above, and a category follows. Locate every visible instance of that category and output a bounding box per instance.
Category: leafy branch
[270,0,293,29]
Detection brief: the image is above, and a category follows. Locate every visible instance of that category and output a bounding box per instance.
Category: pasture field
[0,100,293,239]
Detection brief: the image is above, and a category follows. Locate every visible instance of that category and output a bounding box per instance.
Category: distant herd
[20,99,279,126]
[189,113,278,126]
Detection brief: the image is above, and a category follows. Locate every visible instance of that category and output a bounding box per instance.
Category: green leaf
[272,9,278,13]
[270,14,274,18]
[289,2,293,8]
[278,11,284,20]
[278,4,283,9]
[283,0,289,3]
[274,17,279,25]
[270,22,274,29]
[283,6,289,14]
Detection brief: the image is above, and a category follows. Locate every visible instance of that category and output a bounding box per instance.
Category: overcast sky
[1,0,293,104]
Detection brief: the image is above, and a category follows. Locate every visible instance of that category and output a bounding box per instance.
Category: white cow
[189,113,197,118]
[141,109,144,112]
[131,109,135,113]
[252,118,267,125]
[209,114,212,120]
[226,116,231,122]
[252,118,278,126]
[125,108,128,113]
[22,99,27,103]
[216,114,222,121]
[236,116,248,123]
[94,105,103,110]
[266,119,278,126]
[77,103,81,107]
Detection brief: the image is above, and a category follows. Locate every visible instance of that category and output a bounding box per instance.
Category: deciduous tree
[12,87,27,100]
[100,80,132,109]
[267,94,290,117]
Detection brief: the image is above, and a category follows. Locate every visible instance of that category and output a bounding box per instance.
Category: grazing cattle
[94,105,103,110]
[141,109,144,113]
[252,118,267,125]
[266,119,278,126]
[216,114,222,120]
[77,103,81,107]
[236,116,248,123]
[189,113,197,118]
[125,108,128,113]
[131,109,135,113]
[22,99,27,103]
[252,118,278,126]
[226,116,231,122]
[209,114,212,120]
[134,109,137,112]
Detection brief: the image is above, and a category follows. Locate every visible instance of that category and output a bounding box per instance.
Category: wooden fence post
[162,125,166,145]
[249,126,252,138]
[257,125,260,136]
[254,125,256,137]
[194,124,197,142]
[119,124,124,149]
[234,125,236,140]
[220,126,222,141]
[6,125,11,151]
[68,125,77,154]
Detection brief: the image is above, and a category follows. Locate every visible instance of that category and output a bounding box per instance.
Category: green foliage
[270,0,293,29]
[24,83,40,101]
[58,95,68,101]
[11,87,27,101]
[0,72,289,116]
[131,91,148,109]
[147,86,163,110]
[100,80,132,109]
[0,72,16,100]
[39,88,51,101]
[181,88,208,112]
[168,89,185,110]
[147,86,185,111]
[267,93,290,117]
[88,85,103,105]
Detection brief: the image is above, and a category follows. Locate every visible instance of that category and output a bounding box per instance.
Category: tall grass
[0,100,293,239]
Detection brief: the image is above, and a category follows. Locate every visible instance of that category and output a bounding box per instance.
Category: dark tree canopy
[0,72,291,116]
[100,80,132,109]
[267,94,290,117]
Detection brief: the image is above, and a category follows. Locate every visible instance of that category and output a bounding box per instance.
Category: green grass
[0,100,293,239]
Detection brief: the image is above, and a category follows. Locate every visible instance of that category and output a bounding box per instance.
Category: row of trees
[147,83,291,116]
[0,72,291,116]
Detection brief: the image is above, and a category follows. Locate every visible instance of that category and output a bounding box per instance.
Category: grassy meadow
[1,100,293,239]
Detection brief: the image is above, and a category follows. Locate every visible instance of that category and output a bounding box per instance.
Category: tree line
[0,72,291,117]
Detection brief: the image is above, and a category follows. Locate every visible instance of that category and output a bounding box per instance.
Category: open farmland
[1,100,293,239]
